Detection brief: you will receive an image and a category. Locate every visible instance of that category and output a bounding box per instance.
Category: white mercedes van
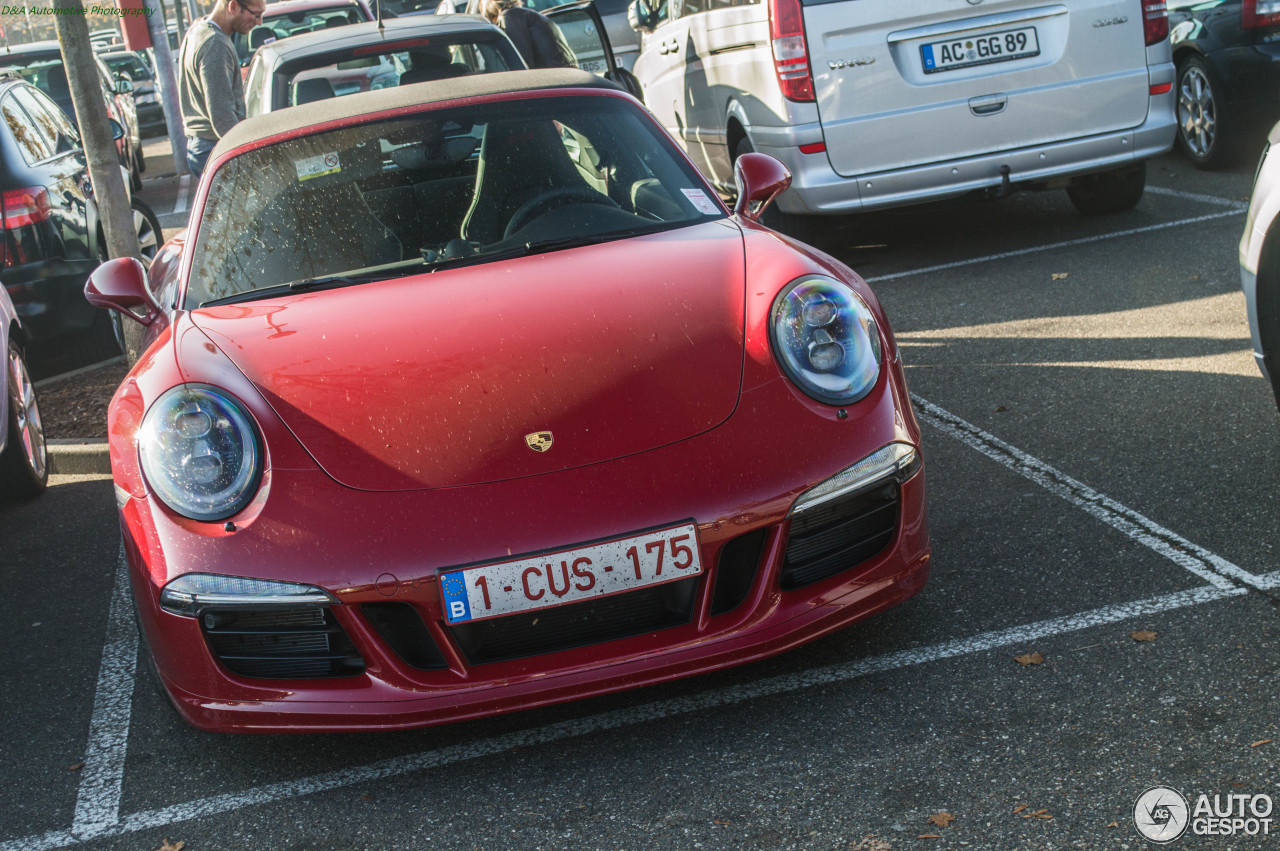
[628,0,1178,221]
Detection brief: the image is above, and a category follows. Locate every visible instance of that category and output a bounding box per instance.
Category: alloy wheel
[1178,64,1216,160]
[7,347,46,482]
[134,203,160,266]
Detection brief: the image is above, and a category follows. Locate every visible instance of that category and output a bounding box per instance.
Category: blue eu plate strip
[440,572,472,623]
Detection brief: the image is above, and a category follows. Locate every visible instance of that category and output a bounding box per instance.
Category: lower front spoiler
[158,552,930,734]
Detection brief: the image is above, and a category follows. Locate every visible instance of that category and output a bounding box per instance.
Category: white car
[0,288,47,499]
[1241,122,1280,410]
[628,0,1178,227]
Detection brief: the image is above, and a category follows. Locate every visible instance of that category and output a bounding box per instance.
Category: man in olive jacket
[179,0,264,177]
[481,0,576,69]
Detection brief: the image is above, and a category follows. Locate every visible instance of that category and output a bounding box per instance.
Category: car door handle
[969,93,1008,116]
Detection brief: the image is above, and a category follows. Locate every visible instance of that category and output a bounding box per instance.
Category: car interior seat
[399,48,471,85]
[248,25,275,52]
[460,118,592,244]
[293,78,337,106]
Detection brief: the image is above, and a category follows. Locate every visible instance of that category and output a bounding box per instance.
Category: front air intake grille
[362,602,449,670]
[201,607,365,679]
[781,481,899,589]
[711,529,767,616]
[449,577,698,665]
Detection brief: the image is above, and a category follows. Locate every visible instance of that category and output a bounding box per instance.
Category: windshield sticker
[296,152,341,182]
[681,188,720,215]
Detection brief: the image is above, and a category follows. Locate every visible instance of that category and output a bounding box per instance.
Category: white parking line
[866,209,1244,283]
[172,174,191,216]
[912,396,1267,590]
[69,544,137,841]
[1144,185,1250,210]
[0,584,1246,851]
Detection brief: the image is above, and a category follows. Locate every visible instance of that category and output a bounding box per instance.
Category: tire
[0,341,49,500]
[1066,162,1146,216]
[129,147,143,193]
[1176,54,1237,170]
[132,197,164,268]
[731,137,821,243]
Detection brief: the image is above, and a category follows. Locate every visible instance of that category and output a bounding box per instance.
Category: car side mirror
[733,152,792,222]
[114,76,134,95]
[108,118,125,140]
[86,257,160,326]
[628,0,658,32]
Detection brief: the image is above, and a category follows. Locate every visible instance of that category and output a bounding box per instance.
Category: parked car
[86,69,930,733]
[1169,0,1280,169]
[0,41,145,192]
[0,285,46,500]
[100,50,166,138]
[627,0,1177,228]
[243,15,526,114]
[1241,122,1280,409]
[236,0,376,66]
[0,74,162,362]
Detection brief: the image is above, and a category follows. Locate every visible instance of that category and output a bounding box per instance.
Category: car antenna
[377,0,384,32]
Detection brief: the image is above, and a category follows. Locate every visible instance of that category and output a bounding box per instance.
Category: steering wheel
[504,187,619,239]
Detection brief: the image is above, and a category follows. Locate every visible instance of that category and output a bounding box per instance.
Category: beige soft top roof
[216,68,619,153]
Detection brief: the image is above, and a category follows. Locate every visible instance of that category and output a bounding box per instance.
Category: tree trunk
[52,1,141,263]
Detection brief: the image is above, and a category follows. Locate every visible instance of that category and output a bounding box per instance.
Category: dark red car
[87,70,930,733]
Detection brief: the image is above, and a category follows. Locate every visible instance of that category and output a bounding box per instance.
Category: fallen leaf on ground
[917,835,942,840]
[1023,809,1049,819]
[1131,630,1157,642]
[1011,804,1028,814]
[67,763,84,771]
[1052,273,1069,280]
[714,820,729,825]
[1251,739,1273,747]
[155,841,184,851]
[361,794,374,801]
[927,812,955,828]
[995,405,1009,412]
[1014,652,1044,666]
[1107,821,1119,828]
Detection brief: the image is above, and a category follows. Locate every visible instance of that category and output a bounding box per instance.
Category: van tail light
[1142,0,1169,44]
[769,0,814,102]
[1243,0,1280,28]
[1,187,52,229]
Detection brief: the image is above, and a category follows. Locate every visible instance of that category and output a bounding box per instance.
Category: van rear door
[802,0,1153,178]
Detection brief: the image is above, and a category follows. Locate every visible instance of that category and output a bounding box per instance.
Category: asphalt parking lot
[2,143,1278,851]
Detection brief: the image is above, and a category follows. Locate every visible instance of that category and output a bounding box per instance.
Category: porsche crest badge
[525,431,554,452]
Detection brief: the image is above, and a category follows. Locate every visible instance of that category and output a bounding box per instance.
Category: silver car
[629,0,1178,225]
[0,288,47,500]
[1241,121,1280,409]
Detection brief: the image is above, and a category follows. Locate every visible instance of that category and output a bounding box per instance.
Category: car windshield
[187,95,726,308]
[0,57,68,101]
[237,4,367,63]
[279,35,519,109]
[103,54,151,80]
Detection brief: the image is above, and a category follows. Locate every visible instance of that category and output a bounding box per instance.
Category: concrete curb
[48,439,111,476]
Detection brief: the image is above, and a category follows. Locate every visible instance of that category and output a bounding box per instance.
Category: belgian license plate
[920,26,1039,74]
[439,522,702,624]
[580,58,606,73]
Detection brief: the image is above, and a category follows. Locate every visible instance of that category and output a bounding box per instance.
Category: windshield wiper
[200,271,409,308]
[423,225,676,273]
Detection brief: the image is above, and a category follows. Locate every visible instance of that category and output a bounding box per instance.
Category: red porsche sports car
[87,70,930,733]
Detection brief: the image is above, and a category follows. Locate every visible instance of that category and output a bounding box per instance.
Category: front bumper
[120,347,930,733]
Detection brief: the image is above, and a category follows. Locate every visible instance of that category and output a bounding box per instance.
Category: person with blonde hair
[480,0,576,69]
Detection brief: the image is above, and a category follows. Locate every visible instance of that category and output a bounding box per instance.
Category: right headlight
[138,384,263,522]
[770,276,882,405]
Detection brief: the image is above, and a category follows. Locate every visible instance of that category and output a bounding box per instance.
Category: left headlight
[138,385,263,521]
[770,276,882,405]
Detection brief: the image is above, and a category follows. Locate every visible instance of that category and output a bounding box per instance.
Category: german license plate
[920,26,1039,75]
[439,522,702,624]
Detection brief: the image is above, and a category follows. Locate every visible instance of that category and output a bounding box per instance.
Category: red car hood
[190,222,746,491]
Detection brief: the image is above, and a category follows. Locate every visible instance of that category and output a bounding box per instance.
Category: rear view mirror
[108,118,124,140]
[86,257,160,326]
[733,152,792,222]
[114,77,133,95]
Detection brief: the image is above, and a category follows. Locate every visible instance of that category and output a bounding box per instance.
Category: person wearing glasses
[178,0,264,177]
